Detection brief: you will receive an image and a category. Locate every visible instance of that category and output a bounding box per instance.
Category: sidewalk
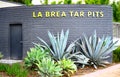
[80,64,120,77]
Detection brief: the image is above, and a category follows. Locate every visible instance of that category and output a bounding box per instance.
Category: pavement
[74,64,120,77]
[0,59,22,64]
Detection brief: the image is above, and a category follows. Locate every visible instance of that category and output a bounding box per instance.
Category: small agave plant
[76,31,118,69]
[36,58,63,77]
[58,58,77,77]
[35,30,76,61]
[24,45,49,69]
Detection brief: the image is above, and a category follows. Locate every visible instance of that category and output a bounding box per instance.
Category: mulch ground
[80,63,120,77]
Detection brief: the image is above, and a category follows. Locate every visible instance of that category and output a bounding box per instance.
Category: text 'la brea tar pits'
[32,11,104,18]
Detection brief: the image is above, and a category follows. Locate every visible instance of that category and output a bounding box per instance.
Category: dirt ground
[74,63,120,77]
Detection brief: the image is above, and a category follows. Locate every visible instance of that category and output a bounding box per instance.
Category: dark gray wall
[0,5,112,59]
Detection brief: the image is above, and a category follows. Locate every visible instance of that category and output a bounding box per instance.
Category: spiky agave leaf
[35,30,77,61]
[76,30,118,69]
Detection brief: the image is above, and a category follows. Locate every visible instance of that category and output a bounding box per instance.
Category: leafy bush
[16,69,28,77]
[4,63,28,77]
[76,31,117,69]
[41,0,74,5]
[111,1,120,22]
[6,63,21,76]
[36,30,76,61]
[85,0,109,5]
[36,58,62,77]
[64,0,72,4]
[0,63,9,72]
[9,0,32,6]
[24,45,49,70]
[0,52,3,59]
[58,58,77,77]
[23,0,32,5]
[113,46,120,62]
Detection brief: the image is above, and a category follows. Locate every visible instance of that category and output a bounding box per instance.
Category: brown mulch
[73,63,117,77]
[80,63,120,77]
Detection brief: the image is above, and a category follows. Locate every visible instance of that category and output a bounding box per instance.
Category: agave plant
[73,52,89,68]
[35,30,76,61]
[36,58,62,77]
[58,58,77,77]
[76,31,118,69]
[24,45,49,69]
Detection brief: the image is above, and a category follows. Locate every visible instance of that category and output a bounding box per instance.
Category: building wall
[113,22,120,38]
[0,5,112,59]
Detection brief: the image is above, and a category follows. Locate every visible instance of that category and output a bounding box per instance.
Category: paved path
[80,64,120,77]
[0,59,22,64]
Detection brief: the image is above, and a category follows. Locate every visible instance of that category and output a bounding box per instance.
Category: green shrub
[6,63,23,76]
[23,0,32,6]
[0,52,3,59]
[36,58,62,77]
[5,63,28,77]
[6,63,20,76]
[0,63,28,77]
[85,0,109,5]
[58,59,77,77]
[16,69,28,77]
[36,30,77,61]
[24,45,49,70]
[111,1,120,22]
[76,31,117,69]
[9,0,32,6]
[0,63,9,72]
[64,0,72,4]
[76,0,82,4]
[113,46,120,62]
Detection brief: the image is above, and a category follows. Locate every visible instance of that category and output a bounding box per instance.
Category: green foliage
[76,0,82,4]
[64,0,72,4]
[44,0,48,5]
[0,63,28,77]
[6,63,21,76]
[16,69,28,77]
[36,30,76,61]
[24,45,49,70]
[76,31,117,69]
[9,0,24,3]
[0,52,3,59]
[51,1,57,5]
[58,59,77,77]
[58,0,63,4]
[85,0,109,5]
[36,58,62,77]
[111,1,120,22]
[9,0,32,6]
[23,0,32,6]
[113,46,120,62]
[0,63,9,72]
